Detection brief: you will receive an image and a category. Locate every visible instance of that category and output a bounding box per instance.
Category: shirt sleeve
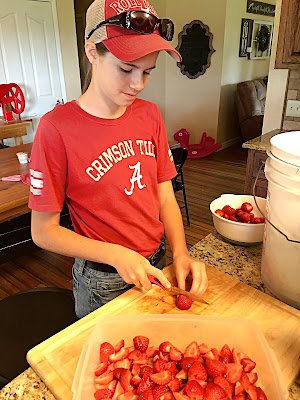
[154,105,177,184]
[28,116,67,212]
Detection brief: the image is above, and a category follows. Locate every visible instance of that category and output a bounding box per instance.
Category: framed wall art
[249,20,274,59]
[176,20,215,79]
[239,18,253,57]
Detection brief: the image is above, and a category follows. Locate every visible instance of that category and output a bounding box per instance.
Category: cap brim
[104,33,182,63]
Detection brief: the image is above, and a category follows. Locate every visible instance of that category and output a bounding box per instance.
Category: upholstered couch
[235,78,267,142]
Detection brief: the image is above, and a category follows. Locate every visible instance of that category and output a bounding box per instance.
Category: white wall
[262,0,288,134]
[56,0,82,101]
[140,0,226,144]
[217,0,275,146]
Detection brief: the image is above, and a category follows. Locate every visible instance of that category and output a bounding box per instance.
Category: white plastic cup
[16,152,28,164]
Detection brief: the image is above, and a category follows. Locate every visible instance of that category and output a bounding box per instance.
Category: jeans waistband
[86,238,166,273]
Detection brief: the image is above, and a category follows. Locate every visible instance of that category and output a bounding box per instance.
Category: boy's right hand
[112,247,171,291]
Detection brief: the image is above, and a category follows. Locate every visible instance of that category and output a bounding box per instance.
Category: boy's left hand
[173,253,208,297]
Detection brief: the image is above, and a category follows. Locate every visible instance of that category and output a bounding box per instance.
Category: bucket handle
[253,162,300,244]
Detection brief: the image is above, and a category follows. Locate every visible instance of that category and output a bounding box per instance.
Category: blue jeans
[72,254,166,319]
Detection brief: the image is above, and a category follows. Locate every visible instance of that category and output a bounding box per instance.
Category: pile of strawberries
[93,336,268,400]
[214,203,265,225]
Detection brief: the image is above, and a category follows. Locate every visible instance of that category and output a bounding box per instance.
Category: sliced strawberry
[147,346,159,358]
[120,369,133,392]
[256,387,267,400]
[198,343,211,355]
[95,370,114,385]
[180,357,196,372]
[109,379,117,392]
[188,361,208,381]
[214,376,234,399]
[113,359,130,370]
[95,362,109,376]
[137,370,156,394]
[139,389,155,400]
[150,370,172,385]
[184,341,200,359]
[117,390,138,400]
[141,366,154,378]
[112,381,124,400]
[94,388,113,400]
[240,358,256,373]
[175,369,188,380]
[170,346,183,361]
[232,395,246,400]
[113,368,125,380]
[131,374,142,388]
[185,380,205,398]
[109,347,129,362]
[100,342,115,363]
[246,384,258,400]
[163,361,177,373]
[173,392,189,400]
[115,340,125,353]
[161,391,174,400]
[133,336,149,353]
[219,345,232,364]
[203,351,218,361]
[203,382,227,400]
[131,364,141,376]
[159,342,173,353]
[239,372,250,391]
[154,359,168,373]
[231,349,240,365]
[153,385,170,400]
[168,378,181,392]
[159,352,171,362]
[234,382,244,396]
[95,384,110,391]
[225,363,243,383]
[205,360,226,378]
[128,350,149,364]
[247,372,258,384]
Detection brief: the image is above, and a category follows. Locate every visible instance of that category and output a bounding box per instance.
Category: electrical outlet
[286,100,300,117]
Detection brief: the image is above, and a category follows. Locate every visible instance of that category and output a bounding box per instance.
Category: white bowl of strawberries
[209,194,266,245]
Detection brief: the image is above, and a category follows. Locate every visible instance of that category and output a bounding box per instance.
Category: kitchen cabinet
[244,149,268,198]
[275,0,300,69]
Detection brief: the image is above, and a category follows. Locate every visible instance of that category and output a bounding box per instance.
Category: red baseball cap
[85,0,181,62]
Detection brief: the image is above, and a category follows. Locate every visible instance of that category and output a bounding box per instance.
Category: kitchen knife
[147,274,209,305]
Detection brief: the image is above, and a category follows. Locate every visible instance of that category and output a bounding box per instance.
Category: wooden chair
[0,119,31,147]
[0,288,78,387]
[171,146,190,225]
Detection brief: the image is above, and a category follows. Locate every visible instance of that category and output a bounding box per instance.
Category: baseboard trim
[219,136,241,150]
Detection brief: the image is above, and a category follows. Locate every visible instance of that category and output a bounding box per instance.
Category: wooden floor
[0,144,247,300]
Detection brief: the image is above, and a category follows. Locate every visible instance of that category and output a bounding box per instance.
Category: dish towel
[1,172,30,185]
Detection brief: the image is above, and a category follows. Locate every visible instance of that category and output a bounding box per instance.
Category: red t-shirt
[28,99,176,257]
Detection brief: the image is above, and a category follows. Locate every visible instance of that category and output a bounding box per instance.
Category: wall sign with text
[247,1,276,17]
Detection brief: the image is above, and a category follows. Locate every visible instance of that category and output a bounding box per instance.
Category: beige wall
[141,0,226,144]
[55,0,82,101]
[217,0,275,145]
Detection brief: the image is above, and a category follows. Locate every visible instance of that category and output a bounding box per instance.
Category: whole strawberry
[133,335,149,353]
[176,294,193,310]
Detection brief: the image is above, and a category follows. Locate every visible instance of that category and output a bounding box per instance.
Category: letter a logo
[125,162,146,195]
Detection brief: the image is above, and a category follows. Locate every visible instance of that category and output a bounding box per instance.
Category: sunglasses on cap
[86,10,174,41]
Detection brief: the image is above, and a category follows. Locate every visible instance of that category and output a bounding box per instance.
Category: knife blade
[167,286,209,304]
[147,274,209,305]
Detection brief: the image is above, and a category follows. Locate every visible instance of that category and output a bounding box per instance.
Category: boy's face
[91,49,159,109]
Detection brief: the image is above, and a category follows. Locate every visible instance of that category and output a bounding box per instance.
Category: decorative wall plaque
[247,1,276,17]
[239,18,253,57]
[176,20,215,79]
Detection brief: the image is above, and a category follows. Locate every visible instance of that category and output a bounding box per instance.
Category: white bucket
[261,131,300,309]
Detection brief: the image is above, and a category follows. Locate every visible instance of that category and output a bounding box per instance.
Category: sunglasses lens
[160,19,174,41]
[130,11,157,34]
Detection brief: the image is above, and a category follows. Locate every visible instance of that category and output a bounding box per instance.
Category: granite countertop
[242,129,281,151]
[0,231,299,399]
